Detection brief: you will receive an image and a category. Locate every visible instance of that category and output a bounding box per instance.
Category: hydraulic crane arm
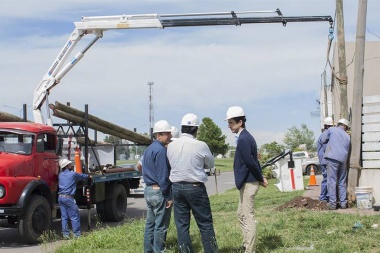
[261,150,294,169]
[33,9,333,125]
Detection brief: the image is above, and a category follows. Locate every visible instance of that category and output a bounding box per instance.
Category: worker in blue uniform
[317,117,334,202]
[58,158,91,239]
[322,118,351,210]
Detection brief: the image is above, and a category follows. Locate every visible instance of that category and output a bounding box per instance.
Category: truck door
[35,133,59,191]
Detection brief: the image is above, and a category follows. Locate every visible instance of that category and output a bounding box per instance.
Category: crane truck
[0,9,333,243]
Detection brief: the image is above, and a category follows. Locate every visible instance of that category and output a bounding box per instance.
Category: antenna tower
[148,82,154,136]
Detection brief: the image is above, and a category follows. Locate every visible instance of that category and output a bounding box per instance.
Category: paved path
[303,174,377,215]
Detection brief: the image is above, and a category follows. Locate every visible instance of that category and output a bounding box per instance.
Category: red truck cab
[0,122,59,243]
[0,121,142,244]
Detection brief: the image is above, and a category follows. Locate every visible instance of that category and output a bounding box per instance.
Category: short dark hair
[181,126,198,135]
[231,116,246,128]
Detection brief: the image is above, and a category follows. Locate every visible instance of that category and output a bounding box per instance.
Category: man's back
[167,133,214,183]
[323,127,350,163]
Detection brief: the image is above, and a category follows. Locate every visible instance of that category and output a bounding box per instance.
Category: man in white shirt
[167,113,218,253]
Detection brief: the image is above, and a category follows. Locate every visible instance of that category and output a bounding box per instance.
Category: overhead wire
[366,27,380,40]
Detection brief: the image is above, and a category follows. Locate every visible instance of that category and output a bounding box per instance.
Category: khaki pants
[237,181,260,253]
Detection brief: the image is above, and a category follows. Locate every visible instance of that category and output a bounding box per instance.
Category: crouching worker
[58,158,91,239]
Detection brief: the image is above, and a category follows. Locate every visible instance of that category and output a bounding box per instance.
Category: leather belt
[59,194,74,198]
[150,184,160,189]
[175,182,203,187]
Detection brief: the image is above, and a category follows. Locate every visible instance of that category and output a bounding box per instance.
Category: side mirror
[56,137,63,156]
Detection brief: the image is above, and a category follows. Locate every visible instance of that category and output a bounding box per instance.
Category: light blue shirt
[58,169,89,196]
[322,126,350,163]
[167,133,214,183]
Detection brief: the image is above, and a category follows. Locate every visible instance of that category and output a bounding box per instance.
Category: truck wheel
[306,165,320,175]
[18,195,52,244]
[105,184,127,222]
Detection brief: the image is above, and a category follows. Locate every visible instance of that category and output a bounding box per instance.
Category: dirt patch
[275,196,329,211]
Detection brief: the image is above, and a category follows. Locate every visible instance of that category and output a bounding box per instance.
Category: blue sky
[1,0,379,147]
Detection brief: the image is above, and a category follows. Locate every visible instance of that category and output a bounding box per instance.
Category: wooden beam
[51,108,151,145]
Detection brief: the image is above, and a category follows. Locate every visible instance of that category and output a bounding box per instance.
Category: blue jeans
[144,186,171,253]
[319,164,329,201]
[58,196,81,237]
[326,158,347,208]
[172,182,218,253]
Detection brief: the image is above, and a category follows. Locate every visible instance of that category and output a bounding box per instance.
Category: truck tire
[306,164,321,175]
[18,195,52,244]
[104,184,127,222]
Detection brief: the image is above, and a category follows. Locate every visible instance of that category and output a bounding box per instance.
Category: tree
[283,124,316,152]
[259,141,285,164]
[103,135,128,159]
[104,135,122,145]
[197,117,228,156]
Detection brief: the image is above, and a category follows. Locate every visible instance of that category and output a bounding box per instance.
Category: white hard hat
[225,106,245,120]
[324,117,334,126]
[153,120,172,133]
[59,158,72,169]
[338,118,350,127]
[171,126,179,139]
[181,113,199,127]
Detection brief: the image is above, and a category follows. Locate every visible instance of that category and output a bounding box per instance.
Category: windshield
[0,131,34,155]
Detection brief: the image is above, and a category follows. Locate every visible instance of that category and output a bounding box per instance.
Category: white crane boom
[33,9,332,125]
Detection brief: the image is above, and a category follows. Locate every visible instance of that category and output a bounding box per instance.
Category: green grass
[46,160,380,253]
[215,158,234,173]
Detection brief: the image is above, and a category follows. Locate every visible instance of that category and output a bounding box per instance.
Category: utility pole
[336,0,348,119]
[347,0,367,201]
[323,70,328,118]
[148,82,154,139]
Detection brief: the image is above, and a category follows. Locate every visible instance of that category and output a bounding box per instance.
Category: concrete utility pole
[347,0,367,201]
[336,0,348,119]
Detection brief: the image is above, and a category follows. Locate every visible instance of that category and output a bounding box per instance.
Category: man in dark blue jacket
[226,106,268,253]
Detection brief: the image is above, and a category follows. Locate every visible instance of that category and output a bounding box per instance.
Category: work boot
[328,203,336,210]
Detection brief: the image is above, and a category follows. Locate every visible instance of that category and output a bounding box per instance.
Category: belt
[174,182,203,186]
[59,194,74,198]
[148,184,160,189]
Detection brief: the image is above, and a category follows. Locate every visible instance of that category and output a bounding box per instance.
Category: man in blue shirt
[142,120,173,253]
[58,158,90,239]
[317,117,334,202]
[226,106,268,253]
[322,118,351,210]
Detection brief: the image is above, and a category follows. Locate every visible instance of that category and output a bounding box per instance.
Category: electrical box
[272,157,304,192]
